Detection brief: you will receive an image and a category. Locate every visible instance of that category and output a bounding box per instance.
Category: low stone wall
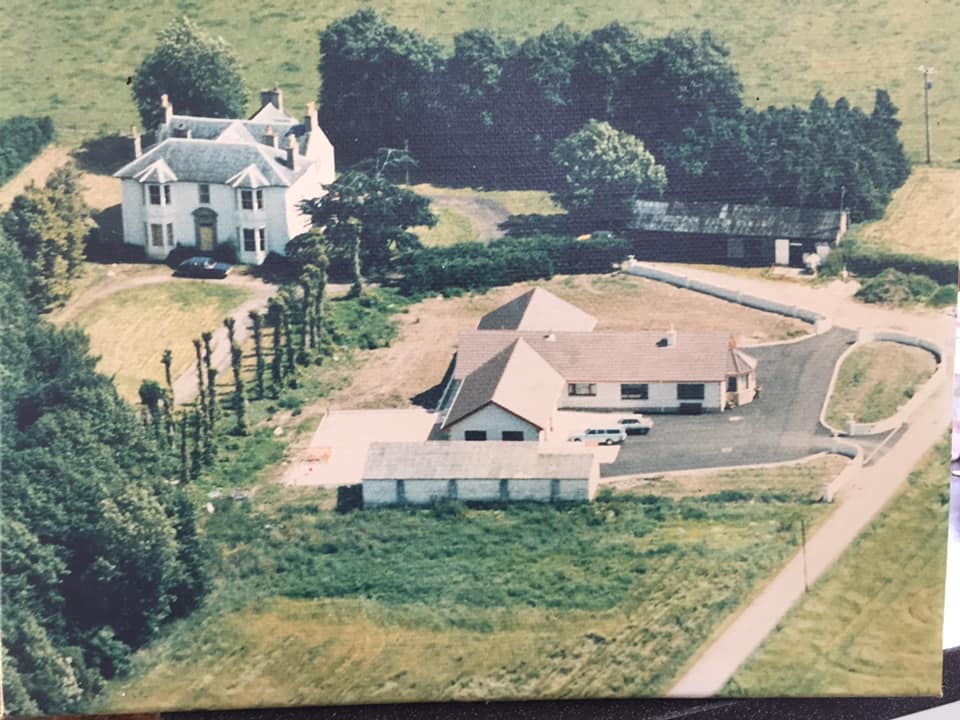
[623,259,831,332]
[817,441,863,502]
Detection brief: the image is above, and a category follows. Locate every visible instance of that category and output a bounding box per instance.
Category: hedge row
[827,243,957,286]
[396,235,631,295]
[0,116,55,184]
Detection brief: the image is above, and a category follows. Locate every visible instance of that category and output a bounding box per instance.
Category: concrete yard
[281,408,438,487]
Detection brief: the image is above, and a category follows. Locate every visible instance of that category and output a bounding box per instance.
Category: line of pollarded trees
[137,249,331,482]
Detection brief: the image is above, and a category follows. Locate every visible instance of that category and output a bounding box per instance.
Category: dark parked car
[175,256,232,279]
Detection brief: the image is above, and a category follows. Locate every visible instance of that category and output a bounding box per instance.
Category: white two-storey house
[114,88,335,264]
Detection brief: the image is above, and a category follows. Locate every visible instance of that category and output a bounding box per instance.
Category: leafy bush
[165,243,206,268]
[854,268,942,306]
[928,283,958,307]
[397,234,631,295]
[212,241,238,264]
[831,243,957,286]
[0,115,54,184]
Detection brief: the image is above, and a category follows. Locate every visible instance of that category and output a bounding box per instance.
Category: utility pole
[800,517,809,593]
[918,65,935,164]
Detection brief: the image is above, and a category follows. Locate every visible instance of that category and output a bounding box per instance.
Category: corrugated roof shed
[478,287,598,332]
[363,441,595,480]
[443,338,564,429]
[631,200,844,242]
[455,329,736,383]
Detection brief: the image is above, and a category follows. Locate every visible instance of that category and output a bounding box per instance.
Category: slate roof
[443,338,564,430]
[478,287,598,332]
[455,329,743,383]
[160,113,300,146]
[631,200,845,242]
[363,441,595,481]
[115,138,301,186]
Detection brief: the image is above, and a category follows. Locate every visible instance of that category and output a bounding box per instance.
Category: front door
[198,223,215,251]
[789,241,805,267]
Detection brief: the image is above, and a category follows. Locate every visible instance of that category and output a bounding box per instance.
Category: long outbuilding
[362,441,600,506]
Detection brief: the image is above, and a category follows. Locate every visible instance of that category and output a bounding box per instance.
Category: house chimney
[305,101,317,132]
[264,125,278,149]
[286,134,299,169]
[172,121,191,139]
[160,93,173,125]
[664,326,677,347]
[131,125,142,158]
[260,86,283,112]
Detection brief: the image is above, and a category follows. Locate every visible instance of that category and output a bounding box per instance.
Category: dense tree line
[0,115,54,184]
[0,229,208,715]
[318,11,910,220]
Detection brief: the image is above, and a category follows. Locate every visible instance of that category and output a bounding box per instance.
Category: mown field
[853,167,960,262]
[64,279,253,401]
[824,341,938,428]
[97,458,839,710]
[2,1,956,164]
[727,437,950,696]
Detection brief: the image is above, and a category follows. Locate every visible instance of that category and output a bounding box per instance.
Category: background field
[1,1,957,164]
[97,457,839,710]
[727,437,950,696]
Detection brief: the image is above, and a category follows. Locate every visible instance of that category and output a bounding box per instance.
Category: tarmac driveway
[604,327,856,476]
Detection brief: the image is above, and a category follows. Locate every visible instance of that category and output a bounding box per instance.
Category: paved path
[642,263,954,697]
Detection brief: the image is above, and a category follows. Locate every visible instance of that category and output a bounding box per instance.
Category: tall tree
[248,310,266,399]
[570,22,646,127]
[3,162,92,308]
[132,16,249,129]
[161,348,174,403]
[301,158,435,293]
[318,9,443,166]
[551,120,667,229]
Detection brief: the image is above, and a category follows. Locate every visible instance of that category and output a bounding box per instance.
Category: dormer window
[148,184,172,206]
[240,189,265,210]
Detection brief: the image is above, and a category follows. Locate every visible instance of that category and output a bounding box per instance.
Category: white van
[567,427,627,445]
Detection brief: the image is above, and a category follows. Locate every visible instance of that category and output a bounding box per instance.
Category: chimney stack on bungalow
[286,134,299,170]
[131,125,142,158]
[160,93,173,125]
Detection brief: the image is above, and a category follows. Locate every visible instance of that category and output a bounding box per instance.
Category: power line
[918,65,936,164]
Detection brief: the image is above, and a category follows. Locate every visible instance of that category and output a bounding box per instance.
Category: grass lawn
[3,2,957,164]
[726,436,950,696]
[852,167,960,262]
[825,341,938,427]
[413,206,480,247]
[605,454,850,501]
[72,281,252,401]
[97,468,836,710]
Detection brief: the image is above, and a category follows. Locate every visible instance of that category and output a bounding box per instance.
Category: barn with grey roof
[629,199,849,268]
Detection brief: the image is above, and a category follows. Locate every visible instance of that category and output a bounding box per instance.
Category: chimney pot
[160,93,173,125]
[131,126,142,158]
[286,134,299,169]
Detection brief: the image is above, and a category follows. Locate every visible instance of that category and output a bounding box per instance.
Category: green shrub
[855,268,942,306]
[928,283,958,307]
[835,243,957,286]
[0,115,54,183]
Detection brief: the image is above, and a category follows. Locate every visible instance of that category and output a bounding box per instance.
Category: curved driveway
[605,328,855,476]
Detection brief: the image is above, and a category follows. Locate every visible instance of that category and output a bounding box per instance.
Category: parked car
[617,415,654,435]
[175,256,232,279]
[568,427,627,445]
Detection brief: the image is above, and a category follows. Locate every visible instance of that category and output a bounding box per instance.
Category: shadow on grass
[72,134,137,175]
[500,213,575,238]
[410,354,455,410]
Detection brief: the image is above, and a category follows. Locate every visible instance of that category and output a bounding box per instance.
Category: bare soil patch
[326,273,811,410]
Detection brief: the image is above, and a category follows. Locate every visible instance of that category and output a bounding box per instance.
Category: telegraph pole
[800,517,809,593]
[918,65,935,164]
